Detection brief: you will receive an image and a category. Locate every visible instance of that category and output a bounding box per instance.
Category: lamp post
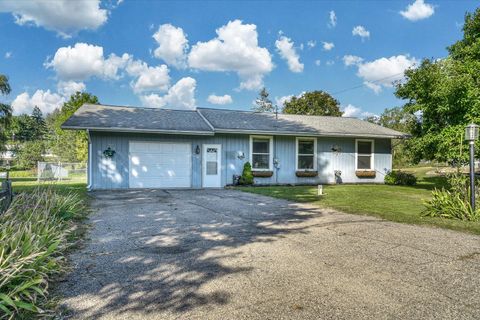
[465,124,479,210]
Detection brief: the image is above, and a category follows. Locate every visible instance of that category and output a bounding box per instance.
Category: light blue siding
[89,131,392,189]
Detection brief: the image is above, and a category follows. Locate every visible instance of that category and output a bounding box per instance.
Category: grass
[236,166,480,235]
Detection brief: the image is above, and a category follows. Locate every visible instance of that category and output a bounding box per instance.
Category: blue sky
[0,0,477,117]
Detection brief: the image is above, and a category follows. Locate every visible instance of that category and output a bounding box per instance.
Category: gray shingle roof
[61,104,214,134]
[62,104,407,138]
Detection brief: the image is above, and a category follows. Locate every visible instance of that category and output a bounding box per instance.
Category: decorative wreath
[103,146,116,159]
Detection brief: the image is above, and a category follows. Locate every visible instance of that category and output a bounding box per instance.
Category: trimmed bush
[0,188,87,318]
[239,162,254,185]
[384,170,417,186]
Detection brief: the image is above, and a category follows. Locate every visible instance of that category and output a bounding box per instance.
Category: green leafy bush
[0,188,87,318]
[384,170,417,186]
[423,173,480,221]
[239,162,254,185]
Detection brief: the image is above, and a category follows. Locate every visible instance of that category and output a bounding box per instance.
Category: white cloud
[0,0,108,38]
[322,42,334,51]
[356,55,418,92]
[57,80,86,97]
[5,52,12,59]
[153,24,189,68]
[341,104,376,119]
[125,60,170,93]
[140,77,196,110]
[400,0,434,21]
[307,40,316,48]
[275,35,304,73]
[342,55,363,66]
[207,94,233,105]
[315,59,321,66]
[326,60,335,66]
[188,20,273,90]
[11,90,65,115]
[328,10,337,28]
[45,43,130,81]
[352,26,370,40]
[363,81,382,94]
[275,91,305,108]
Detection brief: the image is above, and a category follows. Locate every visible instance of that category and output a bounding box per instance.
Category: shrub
[423,173,480,221]
[0,188,87,318]
[384,170,417,186]
[239,162,254,185]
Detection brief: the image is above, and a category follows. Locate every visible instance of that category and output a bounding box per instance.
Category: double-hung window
[250,136,272,170]
[356,139,374,170]
[296,138,317,170]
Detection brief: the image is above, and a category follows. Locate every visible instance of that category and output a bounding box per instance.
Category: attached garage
[129,141,192,188]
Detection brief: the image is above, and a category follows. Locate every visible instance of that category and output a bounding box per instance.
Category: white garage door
[129,141,192,188]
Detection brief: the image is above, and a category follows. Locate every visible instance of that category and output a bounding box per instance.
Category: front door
[202,144,221,188]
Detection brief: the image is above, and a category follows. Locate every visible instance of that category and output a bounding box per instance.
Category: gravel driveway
[57,189,480,319]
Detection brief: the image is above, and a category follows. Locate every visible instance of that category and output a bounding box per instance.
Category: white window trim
[355,139,375,171]
[249,135,273,171]
[295,137,317,171]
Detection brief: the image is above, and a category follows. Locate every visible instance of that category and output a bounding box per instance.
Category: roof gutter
[61,126,215,136]
[213,128,407,139]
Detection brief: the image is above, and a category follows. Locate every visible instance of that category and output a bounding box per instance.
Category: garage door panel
[129,142,191,188]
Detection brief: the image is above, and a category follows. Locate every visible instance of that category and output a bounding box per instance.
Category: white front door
[202,144,221,188]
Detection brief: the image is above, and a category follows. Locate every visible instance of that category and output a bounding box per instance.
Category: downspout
[86,129,93,191]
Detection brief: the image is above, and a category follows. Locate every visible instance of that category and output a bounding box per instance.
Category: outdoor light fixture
[465,123,479,210]
[195,145,201,155]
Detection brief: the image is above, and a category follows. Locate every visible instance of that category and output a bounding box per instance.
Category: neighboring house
[0,145,15,166]
[62,104,407,190]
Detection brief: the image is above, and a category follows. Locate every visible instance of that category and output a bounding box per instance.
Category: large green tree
[49,92,98,162]
[395,8,480,164]
[283,91,342,116]
[0,74,12,152]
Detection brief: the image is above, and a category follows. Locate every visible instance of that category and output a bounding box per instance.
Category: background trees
[394,8,480,164]
[283,91,342,116]
[0,75,12,152]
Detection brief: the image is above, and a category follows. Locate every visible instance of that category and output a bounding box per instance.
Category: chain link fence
[37,162,87,183]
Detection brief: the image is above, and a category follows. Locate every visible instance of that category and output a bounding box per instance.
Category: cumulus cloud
[153,24,189,68]
[275,35,304,73]
[207,94,233,105]
[344,54,418,93]
[357,55,417,92]
[352,26,370,40]
[45,43,130,81]
[0,0,108,38]
[57,80,86,97]
[140,77,196,110]
[307,40,316,48]
[125,60,170,93]
[328,10,337,28]
[342,55,363,66]
[11,90,65,115]
[322,42,334,51]
[5,52,12,59]
[315,59,321,66]
[341,104,376,119]
[188,20,273,90]
[400,0,434,21]
[326,60,335,66]
[275,91,305,108]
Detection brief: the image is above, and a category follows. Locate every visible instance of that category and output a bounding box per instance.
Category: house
[62,104,407,190]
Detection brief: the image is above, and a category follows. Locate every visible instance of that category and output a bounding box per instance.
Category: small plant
[239,162,254,185]
[384,170,417,186]
[423,173,480,221]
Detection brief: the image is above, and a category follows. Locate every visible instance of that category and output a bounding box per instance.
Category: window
[356,139,374,170]
[250,136,272,170]
[296,138,317,170]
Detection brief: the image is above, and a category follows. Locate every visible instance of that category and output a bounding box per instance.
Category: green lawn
[2,170,87,198]
[236,167,480,235]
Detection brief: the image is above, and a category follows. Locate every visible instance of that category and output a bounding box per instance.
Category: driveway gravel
[57,189,480,319]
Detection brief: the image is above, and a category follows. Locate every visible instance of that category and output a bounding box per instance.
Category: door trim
[202,144,221,188]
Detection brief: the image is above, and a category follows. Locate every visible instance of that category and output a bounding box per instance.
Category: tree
[395,8,480,164]
[31,106,47,140]
[253,88,275,112]
[15,140,45,169]
[283,91,342,116]
[0,74,12,152]
[49,92,98,162]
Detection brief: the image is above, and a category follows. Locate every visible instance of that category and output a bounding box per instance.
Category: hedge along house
[62,104,407,190]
